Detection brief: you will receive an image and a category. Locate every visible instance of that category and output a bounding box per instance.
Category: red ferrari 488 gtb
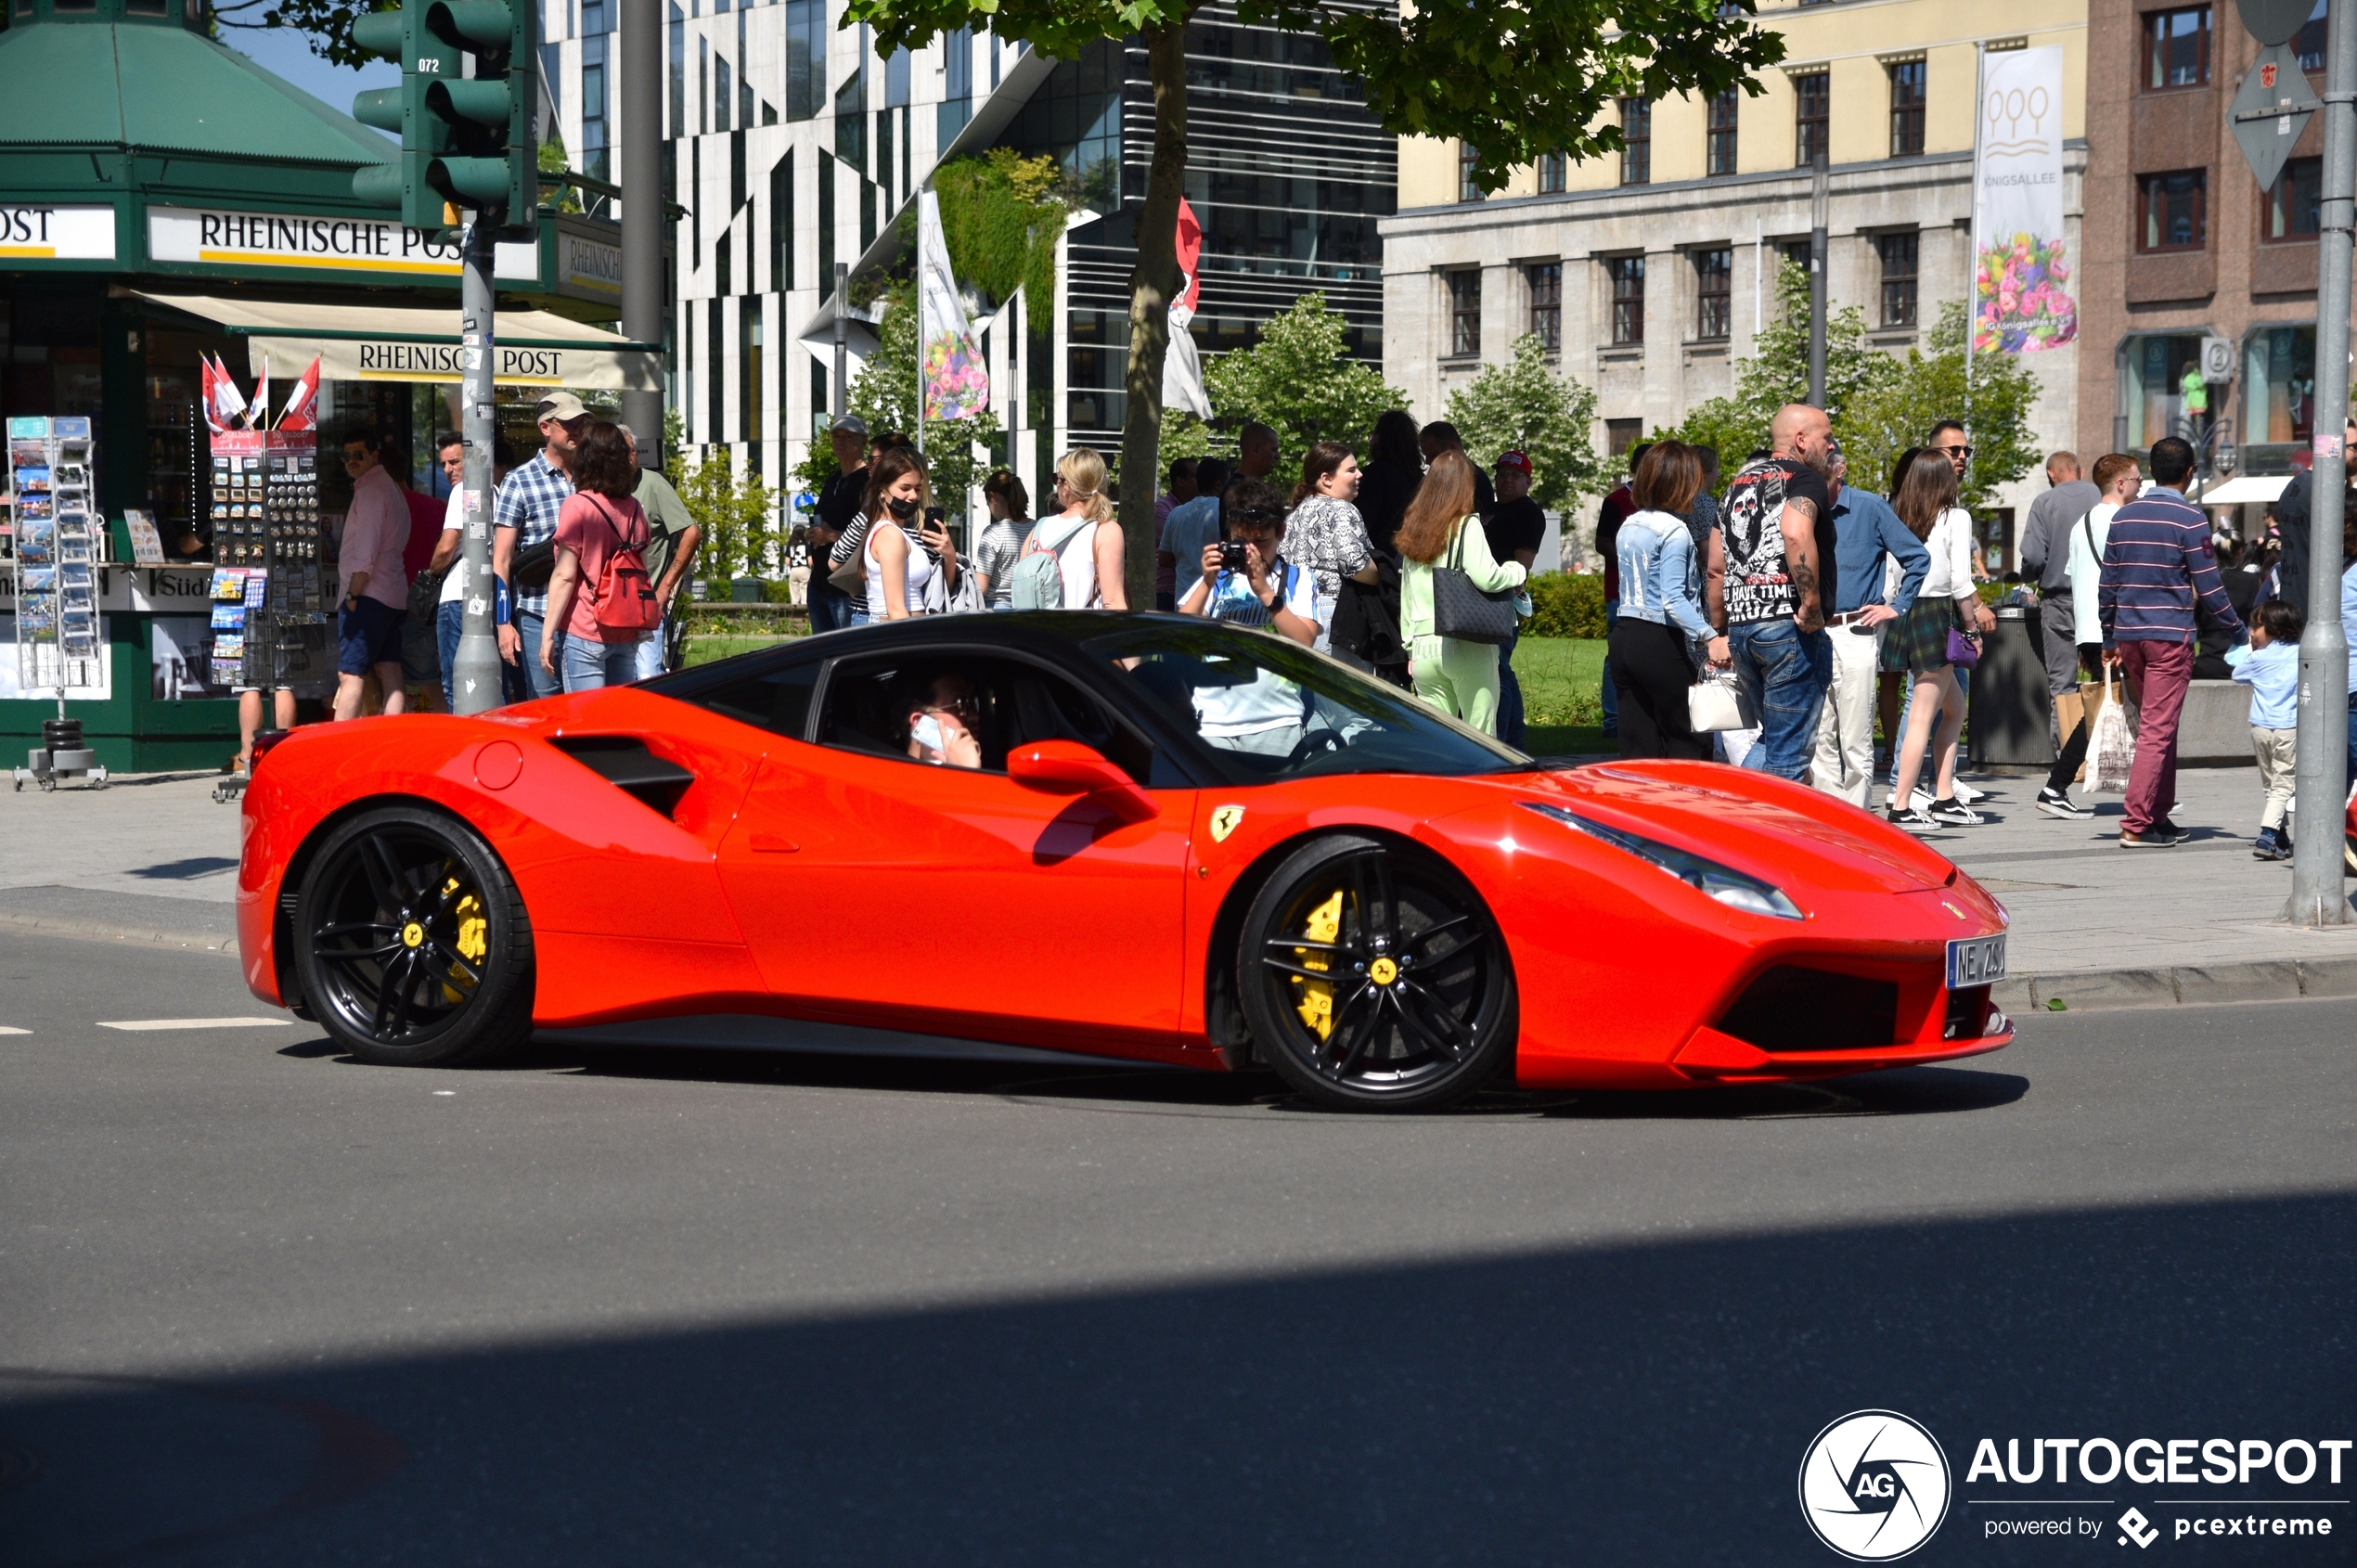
[236,612,2014,1111]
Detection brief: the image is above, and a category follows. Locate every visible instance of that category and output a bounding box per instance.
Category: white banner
[0,204,117,261]
[148,207,538,283]
[917,191,989,422]
[1971,45,2076,353]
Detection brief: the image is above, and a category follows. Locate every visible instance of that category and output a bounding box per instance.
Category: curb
[0,910,238,957]
[2000,955,2357,1016]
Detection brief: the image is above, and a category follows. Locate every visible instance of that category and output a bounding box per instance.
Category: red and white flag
[244,362,271,431]
[207,354,248,430]
[199,355,227,435]
[277,356,322,432]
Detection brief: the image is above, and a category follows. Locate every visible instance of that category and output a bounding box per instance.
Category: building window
[1459,141,1482,202]
[2122,333,2207,448]
[2267,156,2323,240]
[1608,255,1645,346]
[2144,6,2211,89]
[1707,90,1739,176]
[1620,98,1651,186]
[786,0,823,121]
[668,3,685,137]
[2297,0,2326,72]
[1526,263,1562,351]
[581,35,609,181]
[715,49,731,134]
[1888,59,1926,157]
[1875,232,1918,327]
[2244,326,2316,454]
[835,62,867,168]
[1449,270,1482,356]
[1605,418,1644,456]
[1538,152,1566,193]
[771,150,793,291]
[1780,238,1813,276]
[940,27,973,144]
[1694,248,1732,341]
[1794,71,1829,167]
[2138,170,2207,251]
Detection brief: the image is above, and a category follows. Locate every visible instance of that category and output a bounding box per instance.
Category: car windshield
[1083,622,1527,781]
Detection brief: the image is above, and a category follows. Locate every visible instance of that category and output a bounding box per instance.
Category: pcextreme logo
[1799,1409,1954,1561]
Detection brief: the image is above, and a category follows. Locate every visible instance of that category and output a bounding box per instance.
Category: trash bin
[729,577,764,604]
[1967,604,2057,766]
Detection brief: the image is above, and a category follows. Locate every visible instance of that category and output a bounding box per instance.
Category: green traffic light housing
[347,0,537,238]
[347,0,462,232]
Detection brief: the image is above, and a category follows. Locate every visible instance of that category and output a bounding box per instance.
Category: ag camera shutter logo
[1799,1409,1953,1561]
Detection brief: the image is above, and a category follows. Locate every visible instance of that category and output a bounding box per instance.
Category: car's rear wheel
[1238,834,1516,1112]
[292,804,535,1067]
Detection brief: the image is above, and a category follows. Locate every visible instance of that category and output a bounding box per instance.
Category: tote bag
[1429,522,1519,646]
[2088,669,2135,792]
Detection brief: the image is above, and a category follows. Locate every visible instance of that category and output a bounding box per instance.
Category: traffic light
[422,0,540,238]
[349,1,462,232]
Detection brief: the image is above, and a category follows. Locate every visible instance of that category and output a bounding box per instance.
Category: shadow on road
[6,1190,2342,1566]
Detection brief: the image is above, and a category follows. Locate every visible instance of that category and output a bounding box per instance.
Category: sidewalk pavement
[3,763,2352,1014]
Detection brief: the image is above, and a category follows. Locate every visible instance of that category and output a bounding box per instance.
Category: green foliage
[843,0,1784,196]
[930,149,1069,337]
[535,138,584,213]
[670,450,780,592]
[1654,263,2040,511]
[1523,571,1608,639]
[1442,334,1605,512]
[1199,293,1409,479]
[841,283,1003,521]
[213,0,385,66]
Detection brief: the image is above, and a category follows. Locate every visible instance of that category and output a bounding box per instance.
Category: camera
[1218,540,1250,572]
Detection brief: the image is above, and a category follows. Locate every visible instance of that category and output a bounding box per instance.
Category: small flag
[244,361,270,431]
[207,355,248,431]
[278,357,321,432]
[198,356,227,435]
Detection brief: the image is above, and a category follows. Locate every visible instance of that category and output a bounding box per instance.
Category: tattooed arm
[1704,524,1728,633]
[1781,496,1824,634]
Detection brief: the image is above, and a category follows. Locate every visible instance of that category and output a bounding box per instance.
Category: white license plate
[1947,933,2006,988]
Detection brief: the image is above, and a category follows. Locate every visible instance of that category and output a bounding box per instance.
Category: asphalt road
[2,927,2352,1567]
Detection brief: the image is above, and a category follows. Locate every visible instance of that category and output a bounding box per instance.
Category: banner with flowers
[917,190,989,421]
[1971,45,2076,353]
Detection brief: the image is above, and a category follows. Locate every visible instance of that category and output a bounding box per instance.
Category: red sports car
[236,612,2014,1112]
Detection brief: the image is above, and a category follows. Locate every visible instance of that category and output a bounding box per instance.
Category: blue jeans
[806,582,853,633]
[1600,599,1619,732]
[436,598,463,712]
[1730,619,1833,781]
[512,608,560,700]
[634,616,669,680]
[1497,629,1526,749]
[560,632,645,692]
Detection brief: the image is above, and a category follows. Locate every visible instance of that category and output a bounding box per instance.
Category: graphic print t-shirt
[1719,456,1833,626]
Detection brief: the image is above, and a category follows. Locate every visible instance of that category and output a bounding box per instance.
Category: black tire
[291,803,535,1068]
[1236,833,1516,1112]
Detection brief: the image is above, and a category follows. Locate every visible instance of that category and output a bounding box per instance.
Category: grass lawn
[683,633,798,667]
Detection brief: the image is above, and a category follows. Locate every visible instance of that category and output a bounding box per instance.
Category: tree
[846,0,1788,609]
[1443,334,1604,512]
[816,282,1003,523]
[671,450,780,590]
[1197,292,1407,482]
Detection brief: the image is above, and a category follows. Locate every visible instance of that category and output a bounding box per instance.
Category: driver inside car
[902,671,985,768]
[1175,480,1322,758]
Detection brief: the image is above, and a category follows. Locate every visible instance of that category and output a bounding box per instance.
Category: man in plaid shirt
[493,392,586,700]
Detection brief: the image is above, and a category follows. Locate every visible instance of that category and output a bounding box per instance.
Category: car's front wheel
[1237,834,1516,1112]
[291,804,535,1067]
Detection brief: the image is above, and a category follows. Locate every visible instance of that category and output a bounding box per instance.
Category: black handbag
[1430,523,1519,646]
[509,535,558,593]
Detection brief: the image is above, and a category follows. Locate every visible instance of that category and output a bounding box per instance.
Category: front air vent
[548,736,696,817]
[1716,965,1900,1052]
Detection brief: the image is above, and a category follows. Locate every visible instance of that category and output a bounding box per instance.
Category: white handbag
[1687,668,1758,733]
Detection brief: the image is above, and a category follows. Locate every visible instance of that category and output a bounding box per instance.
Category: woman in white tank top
[859,447,960,619]
[1024,446,1125,609]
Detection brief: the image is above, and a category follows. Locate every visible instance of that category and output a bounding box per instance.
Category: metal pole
[620,0,663,466]
[1808,151,1828,408]
[2289,0,2356,924]
[831,261,849,420]
[915,241,926,458]
[452,218,502,715]
[1966,42,1986,395]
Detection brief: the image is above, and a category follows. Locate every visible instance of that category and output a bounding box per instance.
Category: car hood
[1497,760,1959,896]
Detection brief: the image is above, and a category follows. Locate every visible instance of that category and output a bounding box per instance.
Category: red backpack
[585,495,662,636]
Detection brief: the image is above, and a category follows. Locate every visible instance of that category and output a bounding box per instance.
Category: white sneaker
[1952,779,1986,803]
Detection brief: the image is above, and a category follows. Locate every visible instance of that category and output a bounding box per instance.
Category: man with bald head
[1705,403,1837,779]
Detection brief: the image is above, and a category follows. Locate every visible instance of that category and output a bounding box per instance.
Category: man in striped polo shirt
[2097,436,2245,847]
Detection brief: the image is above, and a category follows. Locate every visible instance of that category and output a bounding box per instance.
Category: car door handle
[749,832,799,854]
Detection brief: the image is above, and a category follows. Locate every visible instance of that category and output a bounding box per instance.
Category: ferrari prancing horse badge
[1208,804,1245,842]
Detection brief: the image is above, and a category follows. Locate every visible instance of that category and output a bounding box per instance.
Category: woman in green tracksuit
[1395,449,1528,735]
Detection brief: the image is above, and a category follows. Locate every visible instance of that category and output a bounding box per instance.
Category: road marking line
[96,1017,293,1032]
[0,1026,29,1035]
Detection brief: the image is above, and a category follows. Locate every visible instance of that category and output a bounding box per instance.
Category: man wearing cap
[1487,451,1547,748]
[1810,437,1928,804]
[806,414,869,632]
[493,392,585,700]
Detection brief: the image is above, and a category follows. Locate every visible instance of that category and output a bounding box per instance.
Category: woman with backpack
[1394,450,1527,735]
[1011,447,1126,610]
[538,419,662,692]
[857,446,960,621]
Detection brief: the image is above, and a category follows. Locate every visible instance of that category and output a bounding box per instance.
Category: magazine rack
[7,416,109,791]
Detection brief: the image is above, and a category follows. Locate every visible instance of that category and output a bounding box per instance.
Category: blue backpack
[1009,520,1096,610]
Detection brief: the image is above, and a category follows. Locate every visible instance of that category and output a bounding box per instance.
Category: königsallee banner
[1971,45,2076,353]
[917,191,989,422]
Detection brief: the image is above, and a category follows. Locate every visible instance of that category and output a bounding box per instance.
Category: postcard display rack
[7,417,109,790]
[206,431,328,803]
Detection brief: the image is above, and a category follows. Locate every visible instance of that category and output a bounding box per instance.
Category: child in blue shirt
[2225,598,2302,860]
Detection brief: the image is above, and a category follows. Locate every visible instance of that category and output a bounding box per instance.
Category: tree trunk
[1118,15,1188,610]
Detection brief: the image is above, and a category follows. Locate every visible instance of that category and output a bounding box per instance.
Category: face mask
[886,495,920,521]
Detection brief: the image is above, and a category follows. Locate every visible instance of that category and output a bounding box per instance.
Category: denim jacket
[1614,508,1713,643]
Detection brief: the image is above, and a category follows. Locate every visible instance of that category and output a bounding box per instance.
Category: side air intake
[547,736,696,817]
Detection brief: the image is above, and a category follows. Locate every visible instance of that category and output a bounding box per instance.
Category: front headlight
[1521,801,1804,920]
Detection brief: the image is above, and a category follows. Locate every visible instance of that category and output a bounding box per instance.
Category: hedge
[1525,572,1608,638]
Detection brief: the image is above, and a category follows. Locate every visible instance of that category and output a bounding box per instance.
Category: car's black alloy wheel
[1238,834,1516,1112]
[292,804,535,1067]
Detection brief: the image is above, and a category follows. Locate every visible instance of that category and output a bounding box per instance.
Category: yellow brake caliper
[443,877,487,1003]
[1293,890,1346,1041]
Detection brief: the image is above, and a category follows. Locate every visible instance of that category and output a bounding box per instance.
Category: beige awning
[129,290,663,392]
[2193,475,2292,506]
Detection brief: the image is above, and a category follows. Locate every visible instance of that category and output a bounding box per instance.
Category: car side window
[815,652,1170,786]
[669,659,822,741]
